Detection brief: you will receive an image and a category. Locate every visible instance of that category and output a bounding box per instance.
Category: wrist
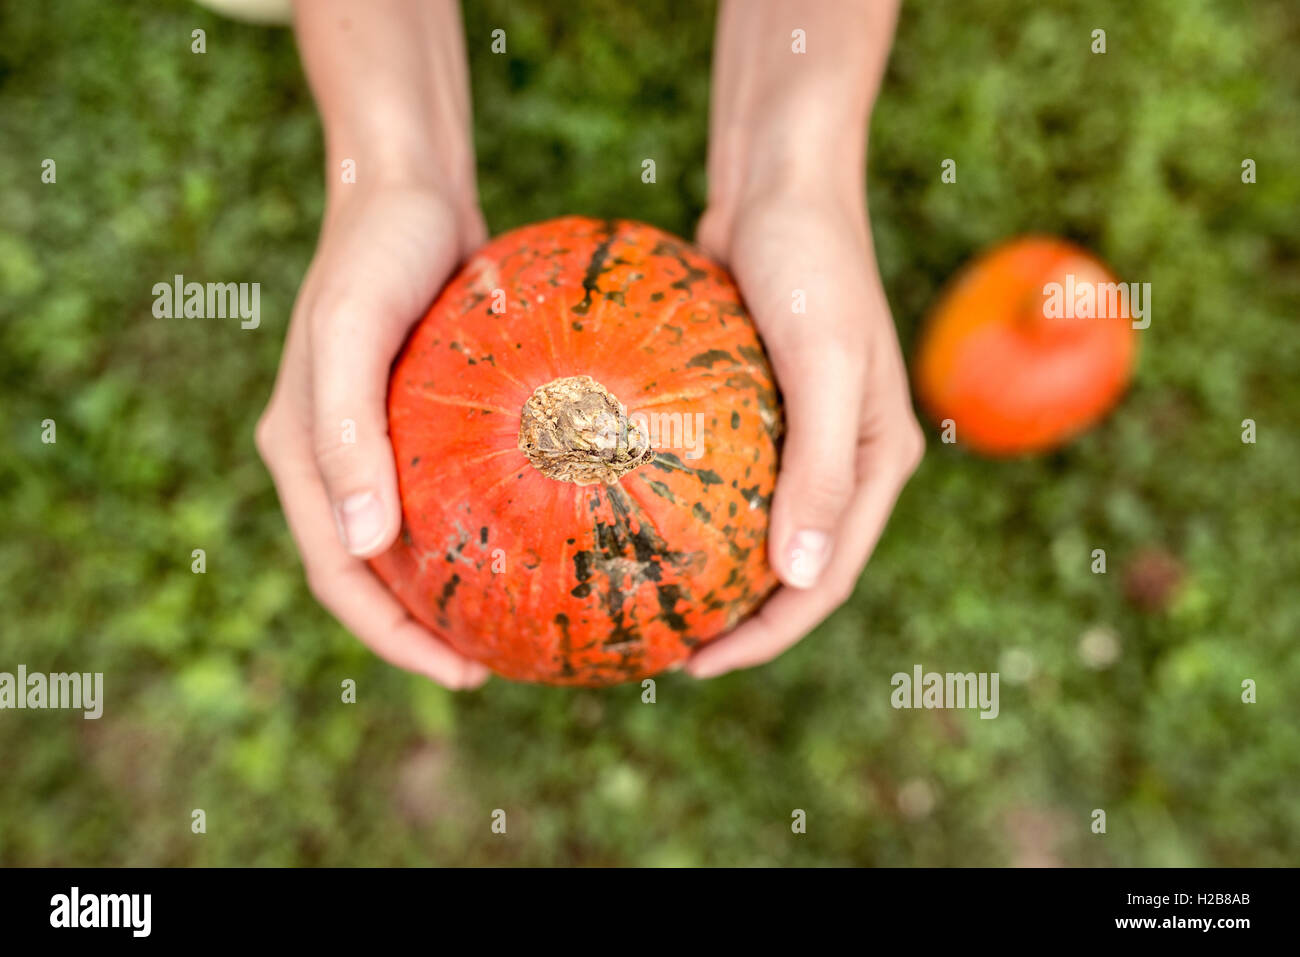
[705,0,898,219]
[710,115,868,227]
[322,87,473,187]
[324,136,474,202]
[293,0,477,207]
[700,106,870,261]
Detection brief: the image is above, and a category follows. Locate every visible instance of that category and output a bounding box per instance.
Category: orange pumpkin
[914,237,1138,455]
[369,217,782,685]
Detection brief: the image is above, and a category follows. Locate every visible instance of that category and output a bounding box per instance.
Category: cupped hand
[255,183,492,689]
[686,188,926,678]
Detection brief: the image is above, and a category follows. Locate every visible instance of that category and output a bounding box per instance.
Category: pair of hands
[261,0,915,691]
[256,175,924,689]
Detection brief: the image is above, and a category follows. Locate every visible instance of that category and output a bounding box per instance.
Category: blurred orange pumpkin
[913,237,1138,456]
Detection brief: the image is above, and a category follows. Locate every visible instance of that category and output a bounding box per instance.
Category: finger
[458,203,489,255]
[262,418,490,689]
[686,436,915,679]
[695,206,731,263]
[763,343,864,590]
[319,560,492,690]
[307,288,437,559]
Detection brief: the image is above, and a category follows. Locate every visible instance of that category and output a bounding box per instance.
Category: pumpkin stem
[518,375,655,486]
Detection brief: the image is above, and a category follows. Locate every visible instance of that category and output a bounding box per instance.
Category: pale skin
[256,0,923,688]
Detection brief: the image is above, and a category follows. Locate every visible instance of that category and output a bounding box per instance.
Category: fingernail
[685,658,723,679]
[785,530,831,588]
[452,664,491,690]
[334,490,387,555]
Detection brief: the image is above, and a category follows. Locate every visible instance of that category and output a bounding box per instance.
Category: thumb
[695,206,732,264]
[310,300,410,559]
[767,348,862,589]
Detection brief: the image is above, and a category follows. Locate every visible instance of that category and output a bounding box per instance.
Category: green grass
[1,0,1297,865]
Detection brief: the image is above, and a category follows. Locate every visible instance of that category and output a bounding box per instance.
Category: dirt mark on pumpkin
[651,452,724,489]
[651,239,709,294]
[570,486,704,658]
[572,220,618,317]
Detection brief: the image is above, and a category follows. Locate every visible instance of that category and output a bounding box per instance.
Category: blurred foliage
[1,0,1298,865]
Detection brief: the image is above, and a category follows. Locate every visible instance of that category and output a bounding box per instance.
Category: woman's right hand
[260,0,490,688]
[256,183,491,689]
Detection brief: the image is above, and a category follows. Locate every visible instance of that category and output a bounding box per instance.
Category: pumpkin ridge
[412,387,515,417]
[397,437,522,490]
[627,474,735,553]
[627,387,714,408]
[470,303,536,365]
[569,265,650,375]
[572,219,619,317]
[444,326,534,393]
[441,445,521,474]
[474,459,533,503]
[618,477,677,544]
[626,290,711,355]
[585,296,621,358]
[535,296,564,382]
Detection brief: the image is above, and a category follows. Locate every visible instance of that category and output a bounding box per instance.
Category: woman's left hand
[686,185,925,678]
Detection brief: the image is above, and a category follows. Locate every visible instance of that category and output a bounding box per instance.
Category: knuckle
[827,573,858,608]
[311,417,368,476]
[310,396,387,469]
[788,470,855,521]
[303,564,343,610]
[311,426,351,467]
[254,409,280,462]
[899,419,927,475]
[783,332,862,369]
[307,292,361,332]
[311,409,393,493]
